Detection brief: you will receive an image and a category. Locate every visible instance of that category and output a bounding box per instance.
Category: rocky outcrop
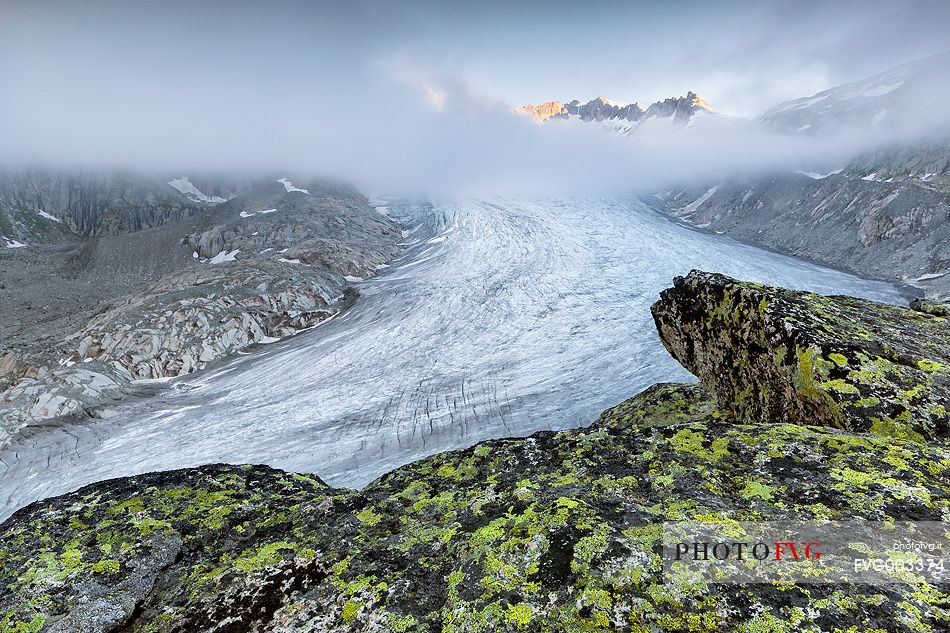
[652,271,949,441]
[2,273,948,632]
[66,263,350,382]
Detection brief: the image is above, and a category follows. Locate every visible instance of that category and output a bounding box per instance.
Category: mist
[1,0,948,196]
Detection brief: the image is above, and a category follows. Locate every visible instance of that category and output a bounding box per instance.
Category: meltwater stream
[0,196,904,520]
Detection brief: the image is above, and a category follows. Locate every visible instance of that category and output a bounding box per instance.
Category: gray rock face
[0,169,203,240]
[0,174,401,440]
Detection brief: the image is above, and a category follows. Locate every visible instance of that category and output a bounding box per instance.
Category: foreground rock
[1,274,948,632]
[653,271,950,442]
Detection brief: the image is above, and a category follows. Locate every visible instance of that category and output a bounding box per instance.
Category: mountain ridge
[518,91,712,129]
[761,50,950,137]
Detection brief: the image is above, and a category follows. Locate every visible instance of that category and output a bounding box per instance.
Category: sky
[386,0,950,116]
[0,0,948,191]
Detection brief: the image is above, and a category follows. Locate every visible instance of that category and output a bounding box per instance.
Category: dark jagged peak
[564,96,645,122]
[643,91,713,123]
[519,91,713,132]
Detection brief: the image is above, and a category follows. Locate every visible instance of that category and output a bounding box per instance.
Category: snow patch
[278,257,302,264]
[3,237,26,248]
[240,208,276,218]
[344,275,364,282]
[677,186,718,218]
[797,168,843,179]
[132,376,175,385]
[37,210,62,223]
[208,249,240,265]
[277,178,310,194]
[168,177,226,203]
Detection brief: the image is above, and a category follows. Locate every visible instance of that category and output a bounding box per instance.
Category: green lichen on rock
[910,298,950,318]
[1,272,949,631]
[651,271,950,441]
[2,383,949,631]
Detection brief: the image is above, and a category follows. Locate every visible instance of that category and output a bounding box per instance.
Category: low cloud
[1,1,947,196]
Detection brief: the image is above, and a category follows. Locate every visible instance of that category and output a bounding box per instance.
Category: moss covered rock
[1,273,949,631]
[652,271,950,441]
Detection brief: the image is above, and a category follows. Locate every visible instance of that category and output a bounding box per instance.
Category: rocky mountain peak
[518,91,713,130]
[686,91,711,109]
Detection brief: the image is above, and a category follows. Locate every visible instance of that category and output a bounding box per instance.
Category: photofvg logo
[662,520,948,584]
[673,540,822,562]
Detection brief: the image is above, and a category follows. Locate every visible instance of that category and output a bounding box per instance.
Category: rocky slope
[519,92,712,132]
[843,136,950,191]
[659,154,950,300]
[1,272,947,632]
[0,173,401,440]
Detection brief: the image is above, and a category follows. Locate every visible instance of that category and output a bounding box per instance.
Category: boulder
[652,271,949,441]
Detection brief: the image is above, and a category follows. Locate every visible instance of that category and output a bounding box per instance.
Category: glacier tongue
[0,196,904,520]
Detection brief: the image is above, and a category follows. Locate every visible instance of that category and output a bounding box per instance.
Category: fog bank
[1,0,948,195]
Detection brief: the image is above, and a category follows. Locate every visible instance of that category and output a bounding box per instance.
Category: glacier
[0,196,904,520]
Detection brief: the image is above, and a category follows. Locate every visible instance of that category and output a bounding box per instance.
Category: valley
[0,195,903,521]
[2,5,949,629]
